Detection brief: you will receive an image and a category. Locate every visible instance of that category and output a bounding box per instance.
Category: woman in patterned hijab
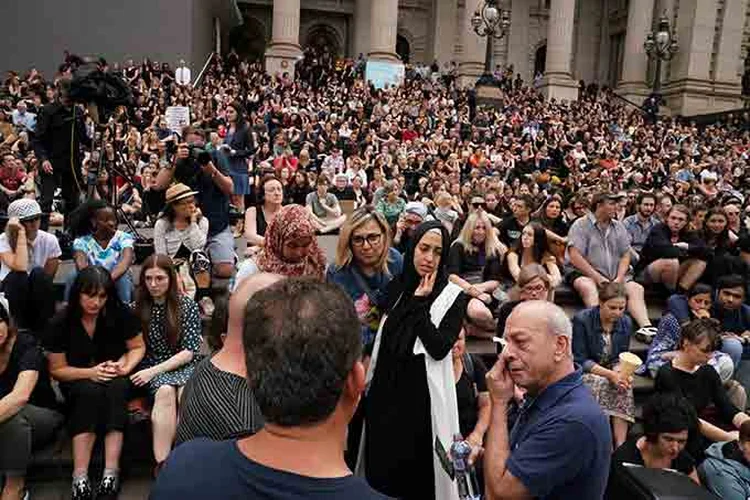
[254,204,327,280]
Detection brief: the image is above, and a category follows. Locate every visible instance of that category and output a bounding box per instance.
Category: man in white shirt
[175,60,192,86]
[12,101,36,133]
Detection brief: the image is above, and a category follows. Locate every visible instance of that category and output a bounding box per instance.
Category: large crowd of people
[3,45,750,499]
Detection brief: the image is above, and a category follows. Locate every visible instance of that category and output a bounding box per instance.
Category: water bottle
[450,434,480,500]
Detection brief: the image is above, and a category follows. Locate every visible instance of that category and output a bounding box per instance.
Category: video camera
[69,59,134,125]
[188,145,212,166]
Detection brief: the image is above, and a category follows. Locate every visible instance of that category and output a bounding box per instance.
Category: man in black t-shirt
[499,194,533,247]
[151,280,389,500]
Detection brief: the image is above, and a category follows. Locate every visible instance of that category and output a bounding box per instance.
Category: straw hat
[165,183,198,204]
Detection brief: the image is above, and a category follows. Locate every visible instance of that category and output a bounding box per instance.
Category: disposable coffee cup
[618,352,643,378]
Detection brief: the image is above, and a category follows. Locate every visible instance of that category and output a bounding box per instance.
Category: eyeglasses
[145,275,168,284]
[472,203,486,209]
[351,233,382,247]
[521,283,548,295]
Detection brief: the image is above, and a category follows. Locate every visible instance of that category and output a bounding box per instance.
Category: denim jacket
[572,306,633,372]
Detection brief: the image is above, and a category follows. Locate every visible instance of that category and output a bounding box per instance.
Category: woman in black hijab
[363,221,469,500]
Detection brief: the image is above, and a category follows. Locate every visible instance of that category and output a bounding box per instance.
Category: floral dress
[140,295,202,394]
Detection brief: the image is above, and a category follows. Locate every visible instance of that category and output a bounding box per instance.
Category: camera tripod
[84,121,148,243]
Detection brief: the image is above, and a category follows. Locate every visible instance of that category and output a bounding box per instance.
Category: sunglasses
[472,202,486,209]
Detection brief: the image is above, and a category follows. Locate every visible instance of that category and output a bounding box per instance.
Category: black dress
[44,307,141,436]
[256,206,269,238]
[364,290,468,499]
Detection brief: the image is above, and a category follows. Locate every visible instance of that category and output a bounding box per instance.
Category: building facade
[238,0,750,115]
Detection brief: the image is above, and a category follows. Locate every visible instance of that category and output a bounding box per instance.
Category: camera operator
[33,80,91,227]
[155,126,235,281]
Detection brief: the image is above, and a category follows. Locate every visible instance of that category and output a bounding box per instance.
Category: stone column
[663,0,718,114]
[507,0,531,82]
[368,0,400,62]
[715,0,747,86]
[540,0,578,101]
[458,0,486,87]
[264,0,302,77]
[574,0,602,85]
[431,0,458,67]
[616,0,654,102]
[353,0,370,59]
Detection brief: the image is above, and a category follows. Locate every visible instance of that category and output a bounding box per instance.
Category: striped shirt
[175,357,264,444]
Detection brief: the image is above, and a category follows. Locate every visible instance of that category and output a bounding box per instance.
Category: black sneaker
[71,477,93,500]
[96,475,120,499]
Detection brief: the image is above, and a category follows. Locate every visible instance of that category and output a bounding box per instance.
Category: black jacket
[636,223,708,273]
[33,102,90,165]
[224,123,255,160]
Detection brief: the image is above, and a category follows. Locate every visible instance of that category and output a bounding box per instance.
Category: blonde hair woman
[327,206,404,347]
[447,210,507,337]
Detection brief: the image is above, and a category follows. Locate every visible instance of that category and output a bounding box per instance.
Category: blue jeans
[721,337,744,369]
[64,268,133,304]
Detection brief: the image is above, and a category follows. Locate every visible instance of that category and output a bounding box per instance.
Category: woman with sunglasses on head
[447,211,506,337]
[45,266,145,499]
[656,318,750,461]
[0,199,60,334]
[494,263,553,343]
[327,207,403,349]
[131,255,202,475]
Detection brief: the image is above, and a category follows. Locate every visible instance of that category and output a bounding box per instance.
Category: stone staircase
[32,232,667,487]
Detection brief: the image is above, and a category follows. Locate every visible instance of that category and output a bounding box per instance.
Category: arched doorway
[396,35,410,63]
[229,17,267,62]
[534,44,547,76]
[305,24,342,58]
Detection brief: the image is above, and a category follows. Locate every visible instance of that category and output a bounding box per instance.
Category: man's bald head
[503,300,574,395]
[509,300,572,342]
[215,273,284,376]
[228,273,284,335]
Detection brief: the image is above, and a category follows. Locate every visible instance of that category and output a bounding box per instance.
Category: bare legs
[572,277,599,307]
[311,214,347,234]
[103,431,123,471]
[646,258,706,292]
[612,417,629,449]
[624,281,651,329]
[151,385,183,464]
[573,277,651,328]
[72,433,97,476]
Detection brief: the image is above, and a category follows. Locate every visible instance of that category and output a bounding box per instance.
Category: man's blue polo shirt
[506,368,611,499]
